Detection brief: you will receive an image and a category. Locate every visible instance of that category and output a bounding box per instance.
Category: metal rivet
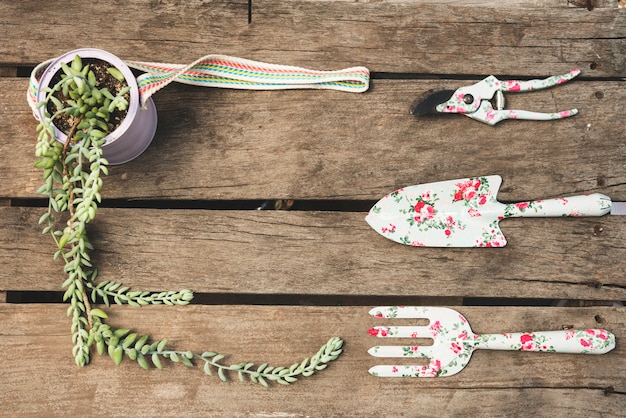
[463,94,474,105]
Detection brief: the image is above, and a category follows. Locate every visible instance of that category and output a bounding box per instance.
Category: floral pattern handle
[501,69,581,92]
[474,329,615,354]
[504,193,611,218]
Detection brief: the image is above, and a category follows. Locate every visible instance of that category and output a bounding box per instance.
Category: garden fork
[367,306,615,377]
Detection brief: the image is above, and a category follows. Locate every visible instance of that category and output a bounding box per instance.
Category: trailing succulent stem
[34,54,344,385]
[35,54,192,367]
[91,313,344,387]
[200,336,344,387]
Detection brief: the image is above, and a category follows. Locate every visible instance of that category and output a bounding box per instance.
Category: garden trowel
[365,175,624,247]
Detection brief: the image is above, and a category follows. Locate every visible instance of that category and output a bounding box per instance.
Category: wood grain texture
[1,304,624,416]
[1,207,624,300]
[0,1,624,76]
[2,78,625,201]
[1,2,624,415]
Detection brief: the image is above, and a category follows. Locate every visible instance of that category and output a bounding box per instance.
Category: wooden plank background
[0,0,624,416]
[1,305,624,416]
[1,207,624,301]
[2,78,626,201]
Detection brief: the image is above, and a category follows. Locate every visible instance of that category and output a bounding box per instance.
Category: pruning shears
[410,69,580,125]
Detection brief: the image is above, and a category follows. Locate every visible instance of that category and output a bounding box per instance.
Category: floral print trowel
[366,175,624,247]
[368,306,616,378]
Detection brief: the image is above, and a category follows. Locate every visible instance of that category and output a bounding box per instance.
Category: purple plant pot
[36,48,157,165]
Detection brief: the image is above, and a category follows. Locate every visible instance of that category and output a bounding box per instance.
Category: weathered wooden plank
[0,1,624,76]
[1,207,624,300]
[1,304,623,416]
[251,0,626,76]
[2,78,625,201]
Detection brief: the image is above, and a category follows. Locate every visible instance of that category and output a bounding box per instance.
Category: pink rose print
[556,75,567,84]
[504,80,521,92]
[520,333,536,351]
[410,346,419,352]
[429,320,442,332]
[453,179,481,202]
[416,358,443,377]
[414,201,435,223]
[381,224,396,234]
[450,342,462,354]
[392,366,399,373]
[478,195,487,205]
[515,202,529,210]
[467,208,481,217]
[580,338,591,348]
[596,330,609,341]
[483,238,506,248]
[368,327,389,337]
[443,215,459,236]
[457,331,468,341]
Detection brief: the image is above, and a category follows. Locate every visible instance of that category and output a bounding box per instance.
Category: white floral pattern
[434,69,581,125]
[368,306,616,377]
[366,175,612,247]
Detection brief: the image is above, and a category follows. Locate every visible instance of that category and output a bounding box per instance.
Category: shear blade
[410,89,455,116]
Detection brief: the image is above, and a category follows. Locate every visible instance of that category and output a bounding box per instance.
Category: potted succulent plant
[33,48,343,385]
[34,48,158,165]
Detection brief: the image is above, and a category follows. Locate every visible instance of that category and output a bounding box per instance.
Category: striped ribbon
[28,53,370,112]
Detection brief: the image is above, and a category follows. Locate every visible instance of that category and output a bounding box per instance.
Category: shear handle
[467,101,579,125]
[499,68,581,92]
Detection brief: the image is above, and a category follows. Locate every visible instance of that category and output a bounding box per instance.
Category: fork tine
[368,325,432,338]
[368,345,434,358]
[369,362,445,378]
[370,306,430,318]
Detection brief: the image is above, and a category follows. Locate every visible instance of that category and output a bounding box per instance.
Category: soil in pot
[46,58,130,137]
